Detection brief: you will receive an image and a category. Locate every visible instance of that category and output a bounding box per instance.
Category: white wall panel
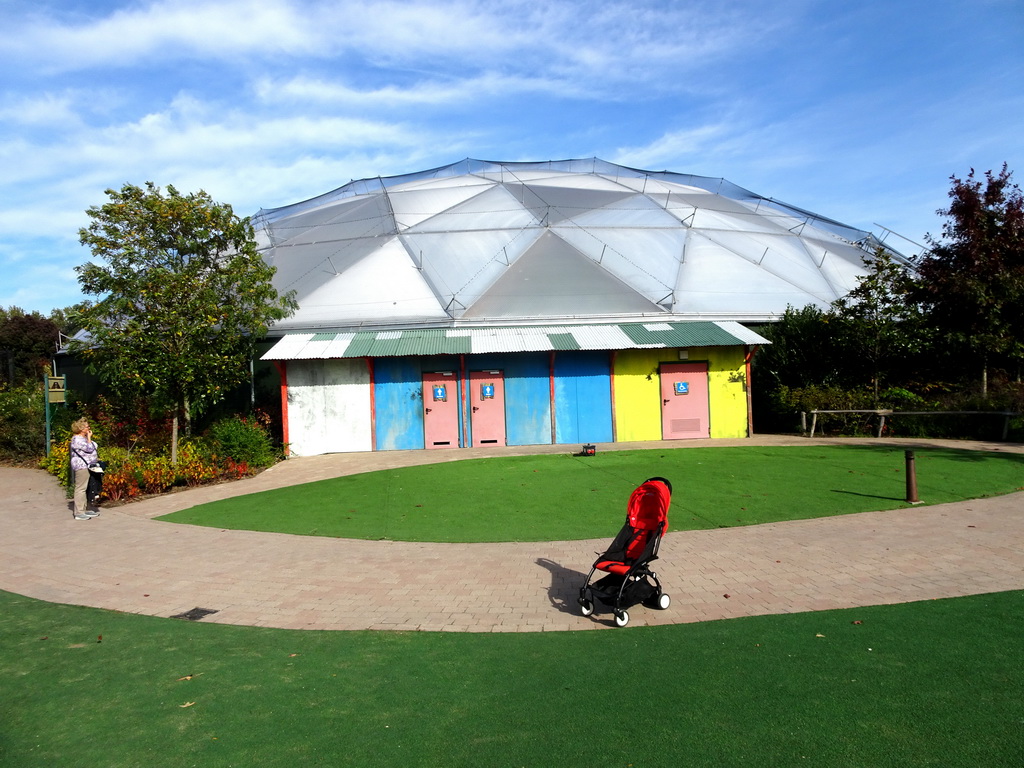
[286,359,371,456]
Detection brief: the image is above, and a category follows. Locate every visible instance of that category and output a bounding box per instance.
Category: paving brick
[3,437,1024,632]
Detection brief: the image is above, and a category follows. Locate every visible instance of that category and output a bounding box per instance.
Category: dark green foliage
[832,247,927,403]
[0,382,44,462]
[753,305,849,391]
[205,413,278,468]
[2,588,1022,767]
[0,308,60,388]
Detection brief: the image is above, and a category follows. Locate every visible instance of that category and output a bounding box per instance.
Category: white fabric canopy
[254,158,902,332]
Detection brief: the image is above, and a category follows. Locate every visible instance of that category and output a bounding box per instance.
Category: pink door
[422,371,460,448]
[469,370,506,446]
[659,362,710,439]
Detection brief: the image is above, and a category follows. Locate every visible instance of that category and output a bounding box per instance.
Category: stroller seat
[578,477,672,627]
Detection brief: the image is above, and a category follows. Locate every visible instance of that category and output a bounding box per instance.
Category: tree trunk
[171,412,179,465]
[182,395,192,437]
[982,353,989,399]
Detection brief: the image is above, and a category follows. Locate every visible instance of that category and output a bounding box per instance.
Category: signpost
[48,375,66,403]
[44,375,66,456]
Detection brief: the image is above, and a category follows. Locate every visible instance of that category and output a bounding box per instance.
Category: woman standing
[69,419,100,520]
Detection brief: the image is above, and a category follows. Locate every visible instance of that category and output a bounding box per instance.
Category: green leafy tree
[48,302,91,340]
[71,182,296,462]
[914,165,1024,395]
[753,304,848,392]
[831,247,925,405]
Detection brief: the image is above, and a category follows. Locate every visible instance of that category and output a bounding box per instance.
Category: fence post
[905,450,921,504]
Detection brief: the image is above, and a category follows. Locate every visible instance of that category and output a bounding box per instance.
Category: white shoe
[74,513,91,520]
[84,510,100,518]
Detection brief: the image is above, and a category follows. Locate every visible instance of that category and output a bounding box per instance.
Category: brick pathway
[3,437,1022,632]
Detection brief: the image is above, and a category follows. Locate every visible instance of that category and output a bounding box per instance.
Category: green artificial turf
[2,588,1022,767]
[159,445,1024,542]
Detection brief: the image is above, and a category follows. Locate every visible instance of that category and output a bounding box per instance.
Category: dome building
[257,159,892,455]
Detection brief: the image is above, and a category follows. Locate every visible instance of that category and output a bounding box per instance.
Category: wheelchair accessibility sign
[674,381,689,395]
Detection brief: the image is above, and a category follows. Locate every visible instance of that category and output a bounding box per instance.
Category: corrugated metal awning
[261,321,769,361]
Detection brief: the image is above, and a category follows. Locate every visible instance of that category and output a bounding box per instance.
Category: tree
[72,182,296,462]
[914,165,1024,395]
[831,247,925,405]
[48,302,91,341]
[0,307,60,388]
[753,304,848,392]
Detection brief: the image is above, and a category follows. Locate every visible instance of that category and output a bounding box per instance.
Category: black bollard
[905,450,920,504]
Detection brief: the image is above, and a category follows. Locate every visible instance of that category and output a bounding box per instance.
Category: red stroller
[578,477,672,627]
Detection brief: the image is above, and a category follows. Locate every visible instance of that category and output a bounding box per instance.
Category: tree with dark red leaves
[914,165,1024,395]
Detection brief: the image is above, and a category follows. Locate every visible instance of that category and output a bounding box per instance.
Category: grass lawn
[2,588,1022,767]
[160,445,1024,542]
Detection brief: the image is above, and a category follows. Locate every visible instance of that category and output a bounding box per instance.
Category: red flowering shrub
[41,407,274,503]
[101,465,140,502]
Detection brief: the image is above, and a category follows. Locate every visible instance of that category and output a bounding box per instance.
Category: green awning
[262,321,768,361]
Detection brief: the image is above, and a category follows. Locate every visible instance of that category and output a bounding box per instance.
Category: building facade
[263,322,766,455]
[254,159,896,455]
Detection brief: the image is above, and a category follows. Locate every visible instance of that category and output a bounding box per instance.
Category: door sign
[432,385,447,402]
[674,381,689,395]
[480,383,495,399]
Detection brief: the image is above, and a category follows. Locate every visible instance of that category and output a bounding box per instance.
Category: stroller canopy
[627,478,671,531]
[618,477,671,564]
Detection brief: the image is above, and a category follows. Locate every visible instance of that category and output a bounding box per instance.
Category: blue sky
[2,0,1022,315]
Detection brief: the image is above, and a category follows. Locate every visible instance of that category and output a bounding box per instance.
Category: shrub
[175,440,219,487]
[205,413,277,468]
[0,383,45,462]
[38,408,273,503]
[40,433,72,491]
[137,455,176,494]
[771,384,878,436]
[77,393,170,454]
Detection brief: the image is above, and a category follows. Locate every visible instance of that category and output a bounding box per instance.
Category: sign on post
[48,376,66,403]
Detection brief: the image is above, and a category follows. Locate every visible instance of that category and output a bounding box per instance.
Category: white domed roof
[255,158,894,333]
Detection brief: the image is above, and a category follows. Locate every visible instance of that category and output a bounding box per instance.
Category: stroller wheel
[613,610,629,628]
[644,589,671,610]
[579,598,594,617]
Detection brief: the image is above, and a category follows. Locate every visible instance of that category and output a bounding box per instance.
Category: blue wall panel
[470,353,551,446]
[373,358,425,450]
[554,351,613,444]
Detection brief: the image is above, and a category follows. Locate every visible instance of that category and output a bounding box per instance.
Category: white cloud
[0,92,86,127]
[4,0,783,92]
[4,0,322,71]
[255,70,581,108]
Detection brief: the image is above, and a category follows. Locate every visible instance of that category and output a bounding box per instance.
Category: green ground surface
[2,589,1021,767]
[160,445,1024,541]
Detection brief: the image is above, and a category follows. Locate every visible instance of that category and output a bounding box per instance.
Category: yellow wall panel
[612,347,750,441]
[612,349,665,441]
[707,346,749,438]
